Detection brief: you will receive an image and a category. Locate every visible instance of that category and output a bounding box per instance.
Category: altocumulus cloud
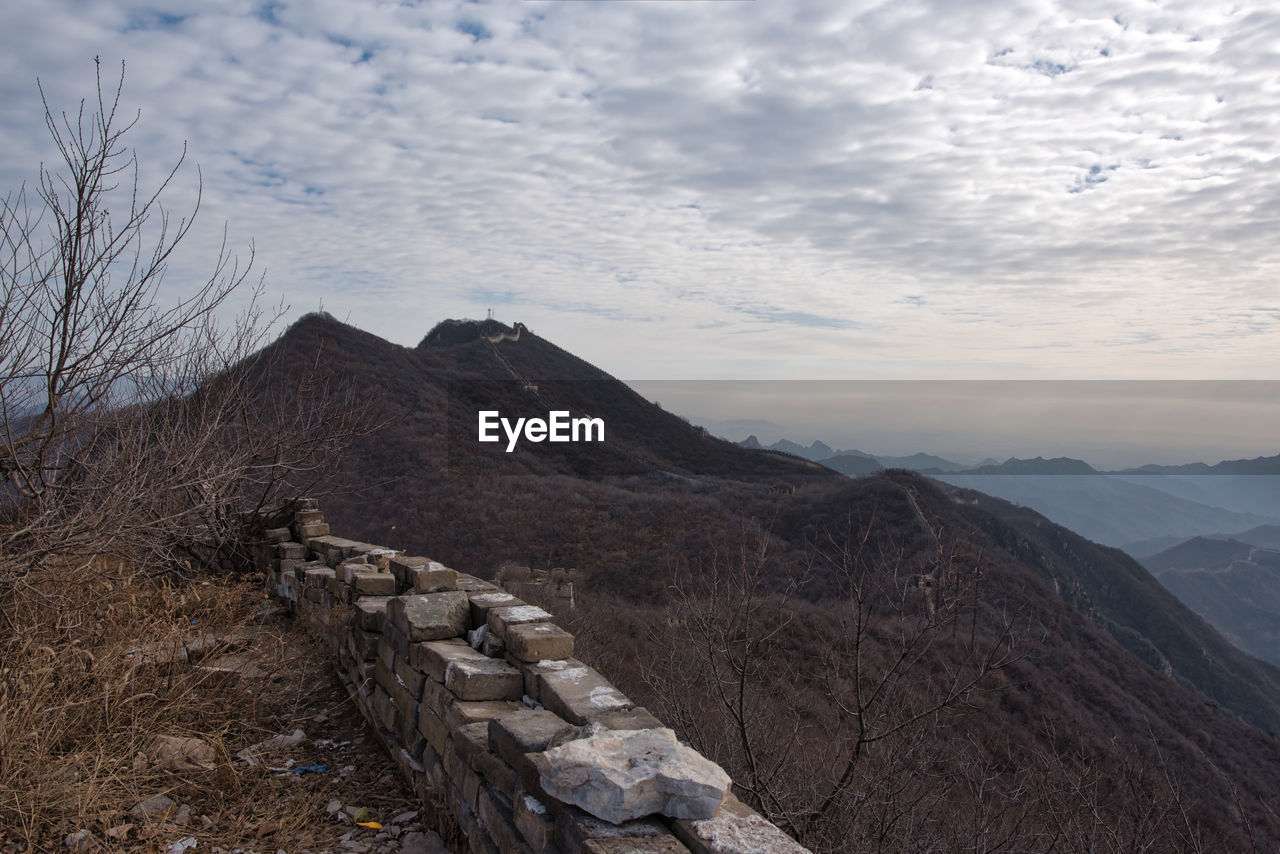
[1,0,1278,379]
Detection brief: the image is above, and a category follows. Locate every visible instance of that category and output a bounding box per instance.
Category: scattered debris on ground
[1,575,453,854]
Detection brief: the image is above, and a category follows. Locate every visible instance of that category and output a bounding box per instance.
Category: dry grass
[0,557,421,852]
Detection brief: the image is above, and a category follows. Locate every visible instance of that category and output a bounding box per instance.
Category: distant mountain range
[241,316,1280,846]
[1141,537,1280,668]
[738,437,1280,551]
[737,436,1280,477]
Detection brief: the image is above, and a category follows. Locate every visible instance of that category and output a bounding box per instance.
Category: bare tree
[0,59,373,592]
[642,505,1031,853]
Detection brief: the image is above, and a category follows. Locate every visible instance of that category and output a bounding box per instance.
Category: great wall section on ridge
[258,499,809,854]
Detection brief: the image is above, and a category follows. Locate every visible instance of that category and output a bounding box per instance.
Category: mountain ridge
[243,315,1280,847]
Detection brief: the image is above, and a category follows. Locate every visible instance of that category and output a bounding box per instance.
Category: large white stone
[531,727,730,824]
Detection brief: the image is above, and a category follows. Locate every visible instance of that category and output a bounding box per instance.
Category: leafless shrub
[0,59,377,595]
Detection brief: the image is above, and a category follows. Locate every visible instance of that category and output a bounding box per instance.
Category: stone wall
[257,500,809,854]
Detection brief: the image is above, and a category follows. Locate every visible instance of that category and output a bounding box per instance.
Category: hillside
[1141,536,1256,574]
[933,472,1278,547]
[245,315,1280,850]
[1140,539,1280,667]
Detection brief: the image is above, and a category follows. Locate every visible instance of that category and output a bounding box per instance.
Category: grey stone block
[469,592,524,627]
[669,794,810,854]
[515,788,557,853]
[591,707,665,732]
[388,591,472,642]
[353,570,396,597]
[414,562,459,593]
[488,604,554,640]
[445,700,524,732]
[412,638,491,683]
[389,554,429,587]
[489,710,578,770]
[353,596,393,632]
[457,573,502,593]
[445,658,524,701]
[538,664,633,725]
[506,622,574,663]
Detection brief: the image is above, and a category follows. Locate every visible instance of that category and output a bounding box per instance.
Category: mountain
[820,453,884,477]
[1103,474,1280,518]
[950,455,1099,475]
[247,315,1280,848]
[1152,548,1280,668]
[1140,537,1280,667]
[1140,537,1256,574]
[740,437,855,461]
[1124,524,1280,559]
[933,473,1278,548]
[874,451,969,471]
[735,438,971,473]
[1223,524,1280,550]
[1123,453,1280,476]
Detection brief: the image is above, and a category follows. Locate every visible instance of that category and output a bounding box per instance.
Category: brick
[453,721,491,767]
[374,658,397,694]
[395,654,426,698]
[518,658,584,703]
[338,560,368,583]
[277,541,307,559]
[555,807,672,854]
[515,788,556,853]
[488,604,553,640]
[296,521,331,541]
[353,596,393,632]
[349,628,381,661]
[539,664,632,725]
[506,622,574,663]
[414,562,459,593]
[388,591,472,642]
[423,678,453,720]
[388,555,429,587]
[445,700,523,732]
[475,750,519,801]
[489,710,578,769]
[478,786,527,854]
[591,707,665,732]
[263,527,292,543]
[353,570,396,597]
[669,794,808,854]
[397,711,426,760]
[411,639,491,683]
[582,839,689,853]
[418,704,449,754]
[393,680,420,722]
[457,573,502,593]
[381,623,411,664]
[304,566,335,588]
[446,658,524,701]
[469,592,524,627]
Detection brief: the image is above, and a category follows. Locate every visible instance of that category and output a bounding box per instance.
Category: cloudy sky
[2,1,1278,458]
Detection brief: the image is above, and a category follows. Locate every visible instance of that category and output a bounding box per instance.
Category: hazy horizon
[628,380,1280,470]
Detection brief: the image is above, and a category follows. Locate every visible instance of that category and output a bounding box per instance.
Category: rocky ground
[3,579,454,854]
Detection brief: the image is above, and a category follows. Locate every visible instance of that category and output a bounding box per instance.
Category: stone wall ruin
[257,500,809,854]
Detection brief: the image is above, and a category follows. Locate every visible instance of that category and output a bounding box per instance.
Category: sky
[2,1,1278,461]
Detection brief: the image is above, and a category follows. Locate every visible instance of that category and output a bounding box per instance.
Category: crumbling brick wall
[257,500,809,854]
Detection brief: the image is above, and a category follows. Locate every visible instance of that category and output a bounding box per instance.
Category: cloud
[1,0,1278,381]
